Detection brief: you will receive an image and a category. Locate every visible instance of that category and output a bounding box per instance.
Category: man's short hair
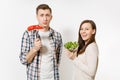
[36,4,52,14]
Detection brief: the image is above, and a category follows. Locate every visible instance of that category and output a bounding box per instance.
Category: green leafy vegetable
[64,41,78,52]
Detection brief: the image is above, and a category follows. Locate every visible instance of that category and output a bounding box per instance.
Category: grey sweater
[72,42,99,80]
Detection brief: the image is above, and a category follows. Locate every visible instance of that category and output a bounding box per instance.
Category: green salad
[64,41,78,52]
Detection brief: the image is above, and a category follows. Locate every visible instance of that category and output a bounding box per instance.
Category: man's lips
[41,22,48,27]
[43,22,47,24]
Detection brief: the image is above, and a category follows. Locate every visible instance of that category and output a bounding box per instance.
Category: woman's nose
[82,29,86,33]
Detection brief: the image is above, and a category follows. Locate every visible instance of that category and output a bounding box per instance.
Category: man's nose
[43,16,47,21]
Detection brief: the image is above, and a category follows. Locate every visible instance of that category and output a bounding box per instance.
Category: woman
[65,20,99,80]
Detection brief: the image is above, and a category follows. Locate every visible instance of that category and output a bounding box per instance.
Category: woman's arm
[72,43,99,77]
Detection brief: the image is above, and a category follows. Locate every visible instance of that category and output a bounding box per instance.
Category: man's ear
[36,14,38,20]
[50,15,53,20]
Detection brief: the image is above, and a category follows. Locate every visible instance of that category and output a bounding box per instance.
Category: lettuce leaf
[64,41,78,52]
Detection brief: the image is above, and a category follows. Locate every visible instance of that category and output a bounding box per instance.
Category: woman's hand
[64,48,76,60]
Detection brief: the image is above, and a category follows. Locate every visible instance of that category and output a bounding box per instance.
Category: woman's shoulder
[83,42,99,57]
[87,42,98,48]
[86,42,99,53]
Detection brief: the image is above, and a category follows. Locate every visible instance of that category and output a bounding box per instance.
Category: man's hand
[26,38,42,63]
[33,38,42,52]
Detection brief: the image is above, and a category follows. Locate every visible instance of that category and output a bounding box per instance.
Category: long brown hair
[77,20,97,56]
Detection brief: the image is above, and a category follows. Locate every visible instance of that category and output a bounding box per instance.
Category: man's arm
[26,38,41,63]
[26,48,37,63]
[57,33,63,65]
[19,31,30,65]
[19,31,41,65]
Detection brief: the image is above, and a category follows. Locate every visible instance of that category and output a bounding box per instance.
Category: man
[19,4,63,80]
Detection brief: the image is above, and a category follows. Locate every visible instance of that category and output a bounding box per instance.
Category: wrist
[70,53,76,60]
[31,47,38,53]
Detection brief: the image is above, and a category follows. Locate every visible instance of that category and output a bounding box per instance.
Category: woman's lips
[81,34,87,38]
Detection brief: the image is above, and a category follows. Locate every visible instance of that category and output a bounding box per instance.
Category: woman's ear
[92,29,95,34]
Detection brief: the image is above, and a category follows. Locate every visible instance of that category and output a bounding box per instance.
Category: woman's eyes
[80,28,89,30]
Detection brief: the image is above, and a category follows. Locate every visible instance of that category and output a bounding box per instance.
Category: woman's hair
[77,20,97,56]
[36,4,52,14]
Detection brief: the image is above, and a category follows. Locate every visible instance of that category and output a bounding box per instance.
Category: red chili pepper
[27,25,43,31]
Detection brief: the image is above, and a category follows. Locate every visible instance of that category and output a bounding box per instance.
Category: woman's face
[80,23,95,42]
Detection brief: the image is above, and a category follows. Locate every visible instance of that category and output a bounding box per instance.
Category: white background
[0,0,120,80]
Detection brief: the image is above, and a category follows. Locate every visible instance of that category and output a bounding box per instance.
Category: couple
[19,4,99,80]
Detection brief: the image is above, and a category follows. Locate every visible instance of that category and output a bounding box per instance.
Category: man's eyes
[39,14,50,17]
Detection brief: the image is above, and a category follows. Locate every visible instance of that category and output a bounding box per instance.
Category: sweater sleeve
[72,43,99,77]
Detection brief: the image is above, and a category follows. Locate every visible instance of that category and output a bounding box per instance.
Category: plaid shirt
[19,28,63,80]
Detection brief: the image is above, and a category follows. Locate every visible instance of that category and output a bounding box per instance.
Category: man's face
[36,9,52,28]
